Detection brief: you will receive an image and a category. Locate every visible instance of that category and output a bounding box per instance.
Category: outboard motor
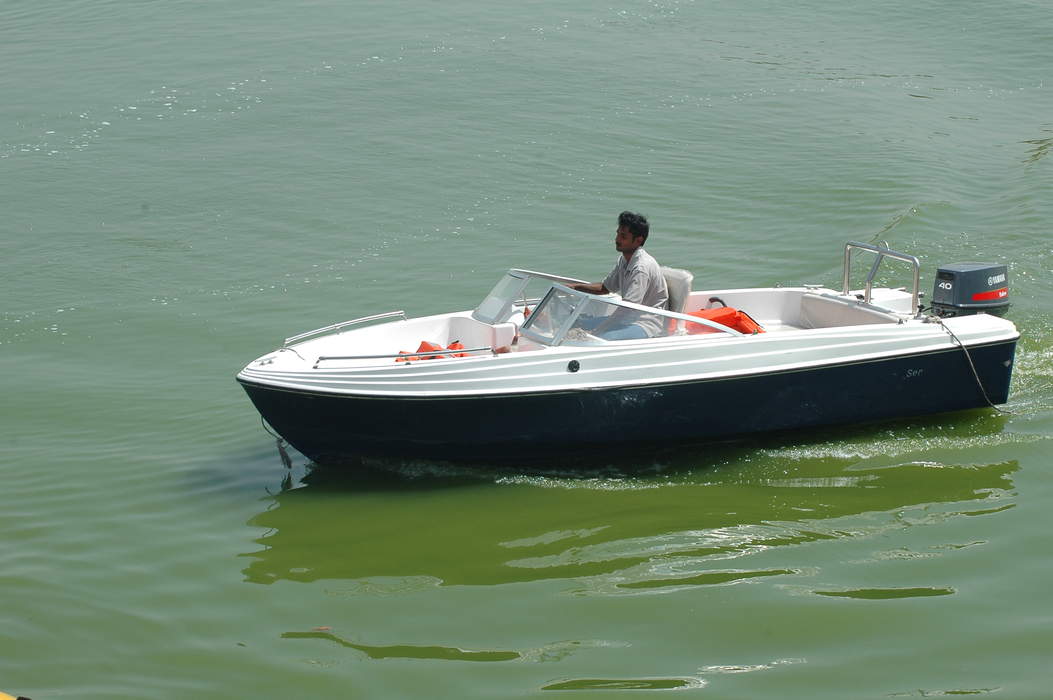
[931,262,1009,317]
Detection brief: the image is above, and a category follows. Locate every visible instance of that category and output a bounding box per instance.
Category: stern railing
[842,241,921,315]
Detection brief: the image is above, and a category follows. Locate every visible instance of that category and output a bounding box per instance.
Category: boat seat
[447,315,516,349]
[661,267,694,334]
[661,267,694,314]
[798,293,899,329]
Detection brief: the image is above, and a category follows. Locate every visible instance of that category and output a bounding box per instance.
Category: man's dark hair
[618,211,649,243]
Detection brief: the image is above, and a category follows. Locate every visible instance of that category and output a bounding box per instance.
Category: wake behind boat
[236,242,1018,463]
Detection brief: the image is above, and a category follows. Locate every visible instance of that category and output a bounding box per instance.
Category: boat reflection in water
[242,430,1019,591]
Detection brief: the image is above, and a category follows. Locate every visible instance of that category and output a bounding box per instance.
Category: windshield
[520,286,581,339]
[521,284,743,345]
[472,271,528,324]
[472,269,587,324]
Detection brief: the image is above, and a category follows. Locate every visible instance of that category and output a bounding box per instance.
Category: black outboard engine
[931,263,1009,317]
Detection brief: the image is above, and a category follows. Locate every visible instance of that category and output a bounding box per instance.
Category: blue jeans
[577,316,649,341]
[601,324,648,340]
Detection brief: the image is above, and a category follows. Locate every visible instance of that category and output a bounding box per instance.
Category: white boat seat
[661,266,694,314]
[799,293,899,329]
[448,315,516,348]
[661,266,694,335]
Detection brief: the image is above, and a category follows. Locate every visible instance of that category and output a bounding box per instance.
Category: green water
[3,0,1052,697]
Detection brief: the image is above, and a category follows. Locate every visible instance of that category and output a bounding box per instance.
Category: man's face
[614,225,643,254]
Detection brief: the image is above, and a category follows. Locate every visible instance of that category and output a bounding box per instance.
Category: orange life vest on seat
[396,341,446,362]
[446,341,470,358]
[396,340,471,361]
[685,307,764,335]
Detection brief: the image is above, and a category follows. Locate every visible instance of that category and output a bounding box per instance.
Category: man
[571,211,668,340]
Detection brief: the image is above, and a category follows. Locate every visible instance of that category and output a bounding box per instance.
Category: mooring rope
[931,315,1011,415]
[260,416,293,468]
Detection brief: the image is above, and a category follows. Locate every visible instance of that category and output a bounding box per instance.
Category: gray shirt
[603,248,668,308]
[602,248,669,336]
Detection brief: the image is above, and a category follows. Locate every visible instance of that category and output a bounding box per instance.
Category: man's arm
[571,282,610,295]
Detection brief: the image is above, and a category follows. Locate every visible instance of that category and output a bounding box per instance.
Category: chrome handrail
[842,241,920,314]
[284,310,407,346]
[314,346,495,368]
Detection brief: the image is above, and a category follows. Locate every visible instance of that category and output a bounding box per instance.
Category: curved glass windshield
[521,286,581,340]
[472,269,589,324]
[521,284,743,345]
[473,271,528,324]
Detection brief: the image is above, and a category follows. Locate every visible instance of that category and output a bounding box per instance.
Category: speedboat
[236,242,1018,463]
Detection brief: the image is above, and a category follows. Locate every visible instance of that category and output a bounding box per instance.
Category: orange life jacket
[685,306,764,335]
[447,341,470,358]
[396,340,470,361]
